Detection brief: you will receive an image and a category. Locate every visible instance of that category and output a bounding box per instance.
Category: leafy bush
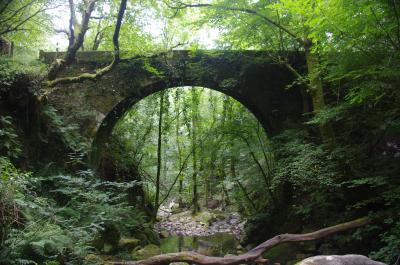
[42,106,85,153]
[0,157,31,263]
[0,58,44,93]
[1,166,147,264]
[0,116,22,159]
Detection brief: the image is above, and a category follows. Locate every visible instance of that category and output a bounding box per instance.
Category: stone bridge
[40,50,307,168]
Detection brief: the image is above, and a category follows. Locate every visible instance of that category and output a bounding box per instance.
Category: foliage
[0,0,57,52]
[0,165,146,264]
[1,0,400,262]
[0,116,22,159]
[41,106,85,153]
[111,87,272,215]
[0,157,30,253]
[370,220,400,264]
[0,58,44,93]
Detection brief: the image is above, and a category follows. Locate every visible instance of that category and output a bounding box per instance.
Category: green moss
[132,244,162,260]
[119,237,141,251]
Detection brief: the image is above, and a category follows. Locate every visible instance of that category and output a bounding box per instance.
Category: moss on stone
[132,244,162,260]
[118,237,141,251]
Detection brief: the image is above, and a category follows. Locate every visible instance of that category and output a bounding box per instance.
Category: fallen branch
[113,217,370,265]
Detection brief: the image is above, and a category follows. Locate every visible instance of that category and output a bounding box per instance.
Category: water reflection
[160,233,239,257]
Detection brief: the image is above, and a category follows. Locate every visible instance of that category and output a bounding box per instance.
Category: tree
[174,89,185,205]
[166,0,336,148]
[0,0,55,37]
[189,88,201,213]
[154,90,166,220]
[46,0,128,86]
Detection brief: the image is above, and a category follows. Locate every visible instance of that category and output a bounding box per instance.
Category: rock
[92,223,121,254]
[103,243,114,254]
[155,210,245,239]
[132,244,162,260]
[194,211,216,226]
[134,227,160,246]
[118,237,140,251]
[144,227,160,245]
[296,255,386,265]
[206,199,220,209]
[159,230,170,238]
[85,254,103,263]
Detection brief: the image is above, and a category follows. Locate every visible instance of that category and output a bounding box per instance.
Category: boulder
[297,255,386,265]
[194,211,216,226]
[206,199,220,209]
[85,254,104,263]
[132,244,162,260]
[134,227,160,245]
[118,237,141,251]
[159,230,170,238]
[92,223,121,254]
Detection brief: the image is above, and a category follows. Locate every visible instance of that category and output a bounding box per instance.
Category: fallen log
[113,217,371,265]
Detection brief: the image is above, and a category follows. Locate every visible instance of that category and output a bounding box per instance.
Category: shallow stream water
[160,233,240,257]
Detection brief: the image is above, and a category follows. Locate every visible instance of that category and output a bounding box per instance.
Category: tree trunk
[230,157,257,212]
[175,91,184,206]
[305,43,336,149]
[191,90,200,214]
[154,91,165,221]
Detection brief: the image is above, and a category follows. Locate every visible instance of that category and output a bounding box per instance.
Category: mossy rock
[132,244,162,260]
[101,224,121,246]
[85,254,104,263]
[159,230,170,238]
[119,237,141,251]
[194,211,216,225]
[134,227,160,246]
[104,243,114,254]
[92,223,121,254]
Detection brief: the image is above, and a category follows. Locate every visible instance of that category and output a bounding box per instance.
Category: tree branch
[55,28,70,38]
[0,3,58,36]
[0,0,36,24]
[391,0,400,44]
[0,0,13,16]
[370,6,400,51]
[46,0,128,87]
[46,0,98,81]
[113,217,370,265]
[167,1,305,46]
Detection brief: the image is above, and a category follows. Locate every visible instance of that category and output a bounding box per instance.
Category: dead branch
[112,217,370,265]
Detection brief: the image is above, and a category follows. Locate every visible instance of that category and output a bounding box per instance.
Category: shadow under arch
[90,81,276,171]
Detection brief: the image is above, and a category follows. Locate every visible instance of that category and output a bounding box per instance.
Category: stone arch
[40,50,307,170]
[90,81,276,170]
